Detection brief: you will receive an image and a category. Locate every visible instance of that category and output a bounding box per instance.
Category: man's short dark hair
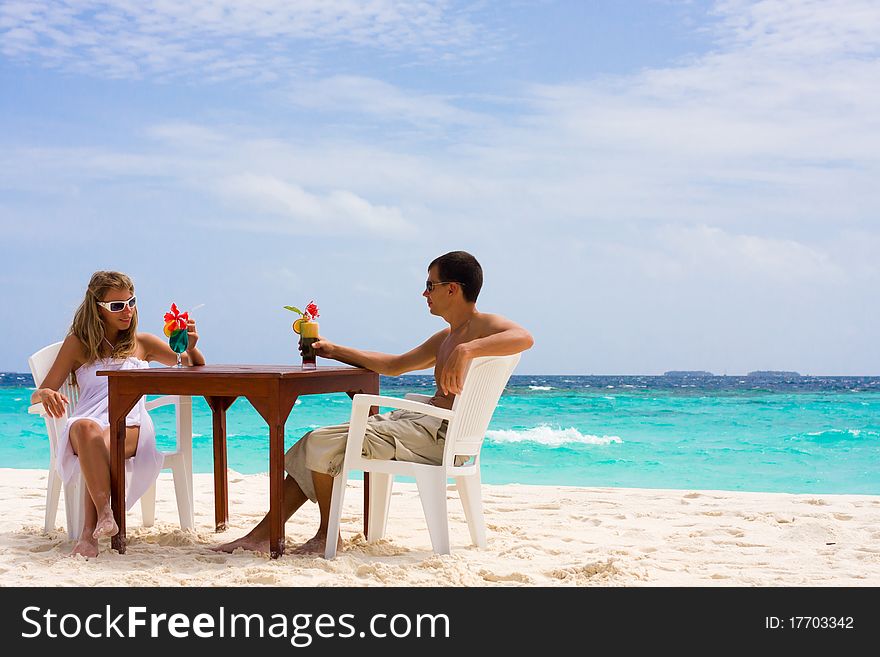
[429,251,482,303]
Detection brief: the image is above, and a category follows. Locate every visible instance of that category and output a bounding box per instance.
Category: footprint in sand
[479,569,532,584]
[833,513,853,521]
[547,561,619,581]
[28,543,57,553]
[196,555,228,564]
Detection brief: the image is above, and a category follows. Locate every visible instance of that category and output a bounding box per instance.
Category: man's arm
[439,315,533,395]
[313,329,449,376]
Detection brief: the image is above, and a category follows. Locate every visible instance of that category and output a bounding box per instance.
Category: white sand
[1,468,879,586]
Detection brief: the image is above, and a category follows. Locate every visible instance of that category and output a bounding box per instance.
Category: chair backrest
[442,353,520,465]
[28,341,79,413]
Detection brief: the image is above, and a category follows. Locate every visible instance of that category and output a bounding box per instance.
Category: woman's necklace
[103,336,116,356]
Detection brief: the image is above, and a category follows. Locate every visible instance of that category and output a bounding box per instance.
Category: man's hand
[307,336,337,360]
[439,344,473,396]
[37,388,69,418]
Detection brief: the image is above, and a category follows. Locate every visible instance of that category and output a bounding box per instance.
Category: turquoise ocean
[1,373,878,495]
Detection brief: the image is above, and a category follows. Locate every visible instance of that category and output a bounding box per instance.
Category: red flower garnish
[164,303,189,331]
[305,301,319,321]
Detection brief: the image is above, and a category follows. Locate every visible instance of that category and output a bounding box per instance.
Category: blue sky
[1,0,878,375]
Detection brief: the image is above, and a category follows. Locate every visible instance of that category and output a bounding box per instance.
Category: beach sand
[1,468,879,586]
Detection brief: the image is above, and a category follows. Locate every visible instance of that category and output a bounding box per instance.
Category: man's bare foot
[92,510,119,539]
[292,532,342,555]
[212,535,270,554]
[71,536,99,558]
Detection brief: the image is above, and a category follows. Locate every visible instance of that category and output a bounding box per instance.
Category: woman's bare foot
[92,508,119,539]
[212,535,270,554]
[71,536,99,558]
[292,531,342,555]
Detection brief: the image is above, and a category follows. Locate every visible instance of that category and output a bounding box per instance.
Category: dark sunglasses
[97,296,137,312]
[425,281,465,293]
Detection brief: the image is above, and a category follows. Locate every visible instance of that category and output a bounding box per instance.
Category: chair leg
[171,461,195,530]
[414,469,450,555]
[44,469,62,534]
[455,473,487,548]
[176,395,195,529]
[141,481,157,527]
[367,473,394,543]
[184,465,194,530]
[64,476,85,541]
[325,472,349,559]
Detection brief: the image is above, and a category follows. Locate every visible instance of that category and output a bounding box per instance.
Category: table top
[97,364,376,379]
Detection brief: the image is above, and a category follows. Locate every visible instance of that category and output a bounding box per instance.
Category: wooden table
[99,364,379,558]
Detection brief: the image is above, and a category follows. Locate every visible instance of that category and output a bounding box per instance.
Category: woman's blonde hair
[70,271,138,364]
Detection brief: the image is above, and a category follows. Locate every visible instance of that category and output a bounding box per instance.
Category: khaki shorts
[284,409,449,502]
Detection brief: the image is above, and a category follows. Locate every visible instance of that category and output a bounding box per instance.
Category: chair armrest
[341,395,454,467]
[143,396,192,461]
[351,394,454,421]
[145,395,180,411]
[28,402,47,416]
[404,393,433,403]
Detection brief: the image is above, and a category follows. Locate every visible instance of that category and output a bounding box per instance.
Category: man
[216,251,534,555]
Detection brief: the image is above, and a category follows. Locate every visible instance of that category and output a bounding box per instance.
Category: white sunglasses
[97,296,137,312]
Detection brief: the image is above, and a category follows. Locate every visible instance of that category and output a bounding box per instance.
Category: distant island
[746,371,801,377]
[663,370,714,377]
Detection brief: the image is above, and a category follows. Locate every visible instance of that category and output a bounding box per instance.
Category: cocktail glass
[169,327,189,368]
[298,320,319,369]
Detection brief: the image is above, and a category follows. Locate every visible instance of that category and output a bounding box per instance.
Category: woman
[31,271,205,557]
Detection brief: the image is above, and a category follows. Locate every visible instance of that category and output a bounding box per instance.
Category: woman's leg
[71,497,99,557]
[68,420,139,544]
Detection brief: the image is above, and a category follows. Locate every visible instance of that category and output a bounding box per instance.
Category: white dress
[57,356,164,511]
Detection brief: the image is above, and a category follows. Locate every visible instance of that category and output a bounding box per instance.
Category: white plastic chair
[27,342,195,540]
[325,353,521,559]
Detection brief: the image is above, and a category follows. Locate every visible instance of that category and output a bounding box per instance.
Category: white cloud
[713,0,880,58]
[2,1,880,373]
[448,0,880,236]
[655,224,843,283]
[218,173,416,238]
[287,75,488,127]
[3,1,879,292]
[0,0,498,80]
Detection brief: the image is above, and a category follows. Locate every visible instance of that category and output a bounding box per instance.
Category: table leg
[247,391,297,560]
[107,390,140,554]
[364,403,380,536]
[206,396,236,532]
[268,414,285,559]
